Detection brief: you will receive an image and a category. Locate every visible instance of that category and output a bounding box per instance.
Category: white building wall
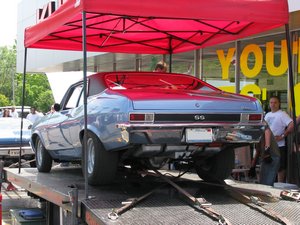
[16,0,99,73]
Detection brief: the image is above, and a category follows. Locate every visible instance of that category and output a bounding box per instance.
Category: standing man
[154,61,167,72]
[10,106,19,118]
[26,107,42,124]
[264,96,294,183]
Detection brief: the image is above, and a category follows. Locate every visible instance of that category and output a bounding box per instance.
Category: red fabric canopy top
[25,0,289,54]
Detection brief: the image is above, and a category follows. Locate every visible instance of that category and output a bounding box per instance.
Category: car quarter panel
[84,92,132,151]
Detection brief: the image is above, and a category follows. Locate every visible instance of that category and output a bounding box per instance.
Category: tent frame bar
[42,13,252,54]
[18,48,28,174]
[82,11,89,199]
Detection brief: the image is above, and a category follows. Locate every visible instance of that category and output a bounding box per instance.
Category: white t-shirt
[26,113,42,124]
[10,111,19,118]
[264,110,292,147]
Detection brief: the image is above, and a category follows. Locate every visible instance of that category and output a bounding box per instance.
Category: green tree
[36,90,55,113]
[15,73,55,113]
[0,46,16,102]
[0,45,54,112]
[0,94,10,106]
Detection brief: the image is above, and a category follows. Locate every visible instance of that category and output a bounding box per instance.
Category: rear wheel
[194,147,234,183]
[82,132,119,185]
[35,137,52,172]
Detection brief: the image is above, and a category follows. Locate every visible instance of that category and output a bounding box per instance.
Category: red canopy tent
[25,0,288,54]
[20,0,300,192]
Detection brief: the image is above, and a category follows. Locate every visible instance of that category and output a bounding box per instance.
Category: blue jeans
[259,154,280,186]
[259,133,280,186]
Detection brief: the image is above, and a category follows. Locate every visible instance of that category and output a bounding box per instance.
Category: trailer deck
[4,166,300,225]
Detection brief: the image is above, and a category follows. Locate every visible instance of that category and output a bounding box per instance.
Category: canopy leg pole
[82,11,89,199]
[285,24,300,185]
[235,41,241,94]
[19,48,28,174]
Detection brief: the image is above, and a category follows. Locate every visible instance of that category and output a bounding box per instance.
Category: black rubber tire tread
[83,132,119,185]
[35,137,52,172]
[194,147,235,183]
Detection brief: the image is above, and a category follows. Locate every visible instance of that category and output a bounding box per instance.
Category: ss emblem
[194,115,205,121]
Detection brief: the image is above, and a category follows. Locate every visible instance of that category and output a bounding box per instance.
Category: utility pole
[11,67,15,105]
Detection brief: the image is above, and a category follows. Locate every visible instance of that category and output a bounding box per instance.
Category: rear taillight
[241,113,263,122]
[129,113,154,122]
[130,113,144,121]
[249,114,262,121]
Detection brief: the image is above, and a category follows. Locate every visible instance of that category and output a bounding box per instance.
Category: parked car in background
[31,71,265,185]
[0,106,31,118]
[0,118,35,167]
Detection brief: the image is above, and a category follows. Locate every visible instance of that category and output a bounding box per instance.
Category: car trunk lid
[117,90,258,111]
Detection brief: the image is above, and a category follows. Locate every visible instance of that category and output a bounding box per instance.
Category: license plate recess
[186,128,213,143]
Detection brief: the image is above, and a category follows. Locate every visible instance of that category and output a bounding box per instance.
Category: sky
[0,1,19,47]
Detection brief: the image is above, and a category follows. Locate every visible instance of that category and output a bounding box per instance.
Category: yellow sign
[217,39,299,80]
[216,38,300,115]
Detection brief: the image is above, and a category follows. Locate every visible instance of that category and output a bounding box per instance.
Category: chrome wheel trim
[87,138,95,174]
[36,140,42,165]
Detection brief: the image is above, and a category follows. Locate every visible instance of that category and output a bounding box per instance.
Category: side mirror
[28,124,32,129]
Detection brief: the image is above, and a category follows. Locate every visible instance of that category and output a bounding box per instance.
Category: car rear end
[0,118,34,164]
[116,91,264,154]
[104,72,265,157]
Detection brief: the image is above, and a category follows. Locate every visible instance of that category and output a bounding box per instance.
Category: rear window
[105,73,216,91]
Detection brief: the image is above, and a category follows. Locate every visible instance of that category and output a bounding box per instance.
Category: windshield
[105,73,217,91]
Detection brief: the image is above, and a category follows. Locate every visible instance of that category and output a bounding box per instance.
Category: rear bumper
[116,122,265,144]
[0,146,34,157]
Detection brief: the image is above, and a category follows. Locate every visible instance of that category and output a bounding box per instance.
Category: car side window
[65,84,83,109]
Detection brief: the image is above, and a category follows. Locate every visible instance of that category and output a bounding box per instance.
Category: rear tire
[194,147,234,183]
[82,132,119,185]
[35,137,52,172]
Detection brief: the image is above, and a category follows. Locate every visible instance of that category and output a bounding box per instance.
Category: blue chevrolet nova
[31,72,265,185]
